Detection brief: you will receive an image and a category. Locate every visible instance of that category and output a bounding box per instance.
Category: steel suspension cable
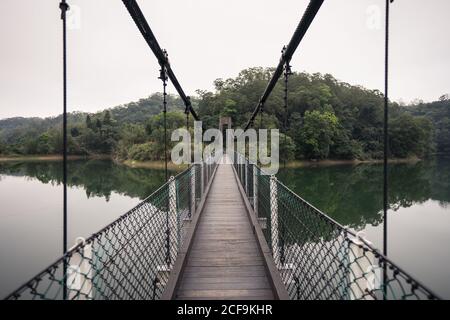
[243,0,324,131]
[383,0,393,298]
[122,0,199,121]
[160,57,169,182]
[59,0,69,301]
[259,108,263,129]
[185,96,191,135]
[161,58,170,264]
[283,48,292,165]
[186,111,190,133]
[185,105,191,218]
[384,0,393,260]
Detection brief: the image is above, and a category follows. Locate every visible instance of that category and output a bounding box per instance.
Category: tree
[330,130,364,160]
[389,114,434,158]
[120,124,147,145]
[128,142,157,161]
[103,110,112,126]
[299,110,339,159]
[436,118,450,154]
[71,127,80,137]
[95,119,102,132]
[221,99,238,122]
[146,112,186,159]
[36,133,52,154]
[0,139,8,155]
[86,115,93,130]
[1,69,446,161]
[279,133,296,161]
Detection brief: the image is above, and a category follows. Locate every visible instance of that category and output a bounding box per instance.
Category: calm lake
[0,158,449,298]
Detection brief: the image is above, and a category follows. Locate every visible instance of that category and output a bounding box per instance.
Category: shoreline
[0,154,422,168]
[0,155,109,162]
[280,157,422,168]
[120,159,188,170]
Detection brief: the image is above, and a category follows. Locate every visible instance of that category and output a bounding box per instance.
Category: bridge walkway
[175,162,275,300]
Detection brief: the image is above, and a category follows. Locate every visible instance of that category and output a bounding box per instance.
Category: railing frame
[161,159,220,300]
[4,159,218,300]
[232,151,441,300]
[230,158,290,300]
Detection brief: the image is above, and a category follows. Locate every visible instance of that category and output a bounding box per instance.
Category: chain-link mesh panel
[233,152,439,300]
[5,161,218,300]
[247,163,254,203]
[203,163,207,192]
[195,164,201,207]
[176,169,191,242]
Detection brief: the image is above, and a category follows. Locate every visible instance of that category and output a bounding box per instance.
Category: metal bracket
[59,1,70,20]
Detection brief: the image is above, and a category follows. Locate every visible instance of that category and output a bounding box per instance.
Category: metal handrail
[232,151,441,300]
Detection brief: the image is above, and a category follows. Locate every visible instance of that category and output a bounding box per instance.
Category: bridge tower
[219,116,232,151]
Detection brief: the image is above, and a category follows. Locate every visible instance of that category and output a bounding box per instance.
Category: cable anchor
[59,1,70,20]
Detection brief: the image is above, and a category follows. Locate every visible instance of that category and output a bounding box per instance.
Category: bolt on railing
[232,152,440,300]
[4,159,218,300]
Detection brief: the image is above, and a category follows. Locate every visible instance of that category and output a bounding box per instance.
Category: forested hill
[0,68,449,161]
[405,98,450,154]
[0,93,186,144]
[197,68,448,160]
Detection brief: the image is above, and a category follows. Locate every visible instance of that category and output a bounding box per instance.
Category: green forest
[0,68,449,161]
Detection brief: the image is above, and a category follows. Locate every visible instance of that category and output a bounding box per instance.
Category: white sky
[0,0,449,119]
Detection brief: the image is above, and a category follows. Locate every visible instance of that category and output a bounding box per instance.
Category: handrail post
[240,154,243,182]
[237,154,240,181]
[348,232,375,300]
[253,164,258,214]
[67,237,93,300]
[270,175,280,268]
[169,176,177,265]
[190,165,196,218]
[237,154,240,180]
[245,159,248,195]
[206,161,208,185]
[242,155,245,185]
[206,157,210,184]
[207,158,211,183]
[200,162,204,195]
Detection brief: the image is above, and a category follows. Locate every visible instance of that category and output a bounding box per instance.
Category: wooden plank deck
[175,163,275,300]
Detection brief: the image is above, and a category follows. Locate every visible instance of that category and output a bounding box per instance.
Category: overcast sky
[0,0,449,119]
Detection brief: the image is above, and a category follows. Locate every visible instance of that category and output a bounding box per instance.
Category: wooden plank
[186,260,264,268]
[177,289,274,299]
[189,250,262,257]
[192,235,253,241]
[174,163,275,300]
[179,280,271,290]
[190,241,258,248]
[196,227,252,231]
[182,266,267,278]
[191,240,258,248]
[230,161,291,300]
[181,276,270,285]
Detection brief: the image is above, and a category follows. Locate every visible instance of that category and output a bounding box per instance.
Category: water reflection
[277,158,450,298]
[0,160,180,298]
[1,158,449,298]
[0,160,180,201]
[277,158,450,231]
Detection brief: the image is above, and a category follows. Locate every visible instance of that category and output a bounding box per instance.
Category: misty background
[0,0,449,119]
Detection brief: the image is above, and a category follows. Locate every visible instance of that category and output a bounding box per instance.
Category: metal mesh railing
[233,152,440,300]
[5,160,218,300]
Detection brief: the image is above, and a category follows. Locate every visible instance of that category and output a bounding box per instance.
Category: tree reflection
[0,158,449,230]
[0,160,178,201]
[277,158,450,230]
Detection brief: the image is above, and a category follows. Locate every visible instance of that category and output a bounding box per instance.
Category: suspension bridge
[4,0,440,300]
